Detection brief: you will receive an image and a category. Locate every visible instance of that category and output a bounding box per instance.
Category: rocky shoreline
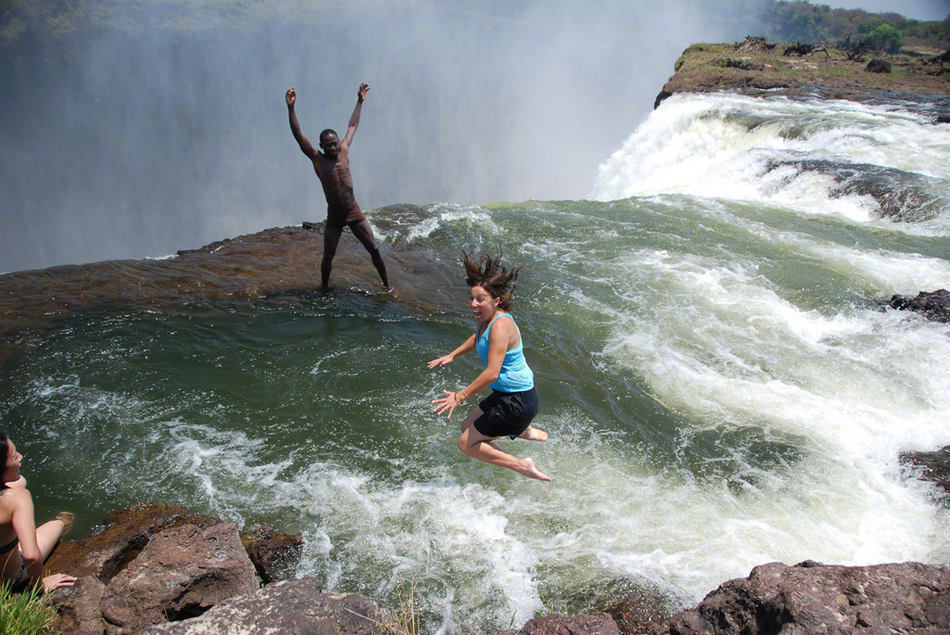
[43,503,950,633]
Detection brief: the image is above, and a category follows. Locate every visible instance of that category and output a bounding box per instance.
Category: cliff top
[657,37,950,113]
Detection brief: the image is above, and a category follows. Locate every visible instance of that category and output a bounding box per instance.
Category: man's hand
[285,87,296,107]
[357,82,370,103]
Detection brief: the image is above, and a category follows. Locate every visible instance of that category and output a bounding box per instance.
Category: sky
[822,0,949,20]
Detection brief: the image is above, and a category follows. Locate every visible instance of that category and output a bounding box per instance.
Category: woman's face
[470,285,500,323]
[2,439,22,483]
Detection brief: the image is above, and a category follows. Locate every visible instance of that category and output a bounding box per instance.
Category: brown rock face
[46,504,259,632]
[98,522,259,631]
[654,561,950,634]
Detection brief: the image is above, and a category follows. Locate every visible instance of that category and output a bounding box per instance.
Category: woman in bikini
[0,432,76,592]
[429,253,551,481]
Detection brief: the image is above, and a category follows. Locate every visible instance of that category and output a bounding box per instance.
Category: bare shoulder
[0,487,32,505]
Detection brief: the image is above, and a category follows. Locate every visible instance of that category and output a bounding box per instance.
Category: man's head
[319,129,340,158]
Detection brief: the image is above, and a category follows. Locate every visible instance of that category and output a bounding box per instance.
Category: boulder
[888,289,950,323]
[144,578,395,634]
[653,560,950,634]
[47,504,224,632]
[46,504,259,632]
[500,613,620,635]
[98,521,259,631]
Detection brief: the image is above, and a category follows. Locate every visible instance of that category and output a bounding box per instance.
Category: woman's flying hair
[462,251,521,311]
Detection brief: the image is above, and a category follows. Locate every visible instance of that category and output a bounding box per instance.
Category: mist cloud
[1,0,759,272]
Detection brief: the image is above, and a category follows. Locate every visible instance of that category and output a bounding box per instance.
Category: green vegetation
[1,0,948,50]
[738,0,948,49]
[0,581,57,635]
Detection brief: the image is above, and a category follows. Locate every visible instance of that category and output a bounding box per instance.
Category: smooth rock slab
[144,578,395,634]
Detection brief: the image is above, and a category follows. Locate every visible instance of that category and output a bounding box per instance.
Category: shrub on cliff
[865,23,903,52]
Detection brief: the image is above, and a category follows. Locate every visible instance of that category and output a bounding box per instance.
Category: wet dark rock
[888,289,950,322]
[144,578,394,634]
[240,525,303,584]
[901,445,950,498]
[650,561,950,634]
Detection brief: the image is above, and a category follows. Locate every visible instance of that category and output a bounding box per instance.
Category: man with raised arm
[286,82,391,291]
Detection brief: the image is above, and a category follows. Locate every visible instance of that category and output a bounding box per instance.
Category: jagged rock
[240,525,303,584]
[47,504,224,632]
[866,58,892,73]
[47,504,262,632]
[888,289,950,322]
[500,613,620,634]
[143,578,395,634]
[98,521,259,631]
[901,445,950,497]
[652,561,950,634]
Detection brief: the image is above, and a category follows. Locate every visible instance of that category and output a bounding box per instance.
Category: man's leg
[322,223,344,289]
[350,220,390,289]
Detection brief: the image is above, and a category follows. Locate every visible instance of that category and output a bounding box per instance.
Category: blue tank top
[475,313,534,393]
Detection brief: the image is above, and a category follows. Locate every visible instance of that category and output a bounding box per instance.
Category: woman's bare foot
[517,457,552,482]
[56,511,75,536]
[519,426,548,441]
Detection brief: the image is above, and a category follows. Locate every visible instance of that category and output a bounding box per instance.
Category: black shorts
[473,387,539,439]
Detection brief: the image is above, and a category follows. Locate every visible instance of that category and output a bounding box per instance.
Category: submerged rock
[901,445,950,498]
[889,289,950,322]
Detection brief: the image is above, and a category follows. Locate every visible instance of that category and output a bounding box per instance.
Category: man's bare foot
[519,426,548,441]
[517,457,552,482]
[56,511,75,536]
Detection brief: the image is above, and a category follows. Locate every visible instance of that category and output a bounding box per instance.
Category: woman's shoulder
[0,486,32,506]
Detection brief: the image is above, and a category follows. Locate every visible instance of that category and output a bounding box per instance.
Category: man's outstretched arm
[286,88,319,160]
[342,82,369,149]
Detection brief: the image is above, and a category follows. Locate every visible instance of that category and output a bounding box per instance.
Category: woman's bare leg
[34,518,66,561]
[457,414,551,481]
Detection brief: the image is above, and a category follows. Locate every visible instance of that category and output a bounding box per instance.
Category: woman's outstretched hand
[427,355,453,369]
[432,390,462,418]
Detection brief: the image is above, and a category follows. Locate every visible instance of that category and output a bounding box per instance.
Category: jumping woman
[429,253,551,481]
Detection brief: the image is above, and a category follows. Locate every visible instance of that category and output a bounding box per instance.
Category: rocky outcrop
[45,504,299,633]
[657,37,950,117]
[144,578,394,634]
[651,560,950,634]
[889,289,950,322]
[44,504,950,633]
